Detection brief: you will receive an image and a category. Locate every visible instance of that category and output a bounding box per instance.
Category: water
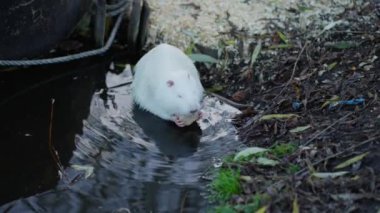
[0,59,242,212]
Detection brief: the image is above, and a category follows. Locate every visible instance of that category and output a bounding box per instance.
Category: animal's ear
[166,80,175,87]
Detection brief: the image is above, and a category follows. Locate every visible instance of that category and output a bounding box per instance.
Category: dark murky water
[0,60,242,212]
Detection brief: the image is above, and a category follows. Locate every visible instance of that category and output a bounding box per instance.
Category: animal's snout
[190,109,198,114]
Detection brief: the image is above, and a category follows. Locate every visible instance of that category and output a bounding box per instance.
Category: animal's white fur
[132,43,204,126]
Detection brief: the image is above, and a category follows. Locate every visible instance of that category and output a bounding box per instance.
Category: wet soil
[199,2,380,212]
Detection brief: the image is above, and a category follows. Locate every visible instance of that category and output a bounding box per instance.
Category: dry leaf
[234,147,268,161]
[312,171,349,178]
[232,90,247,102]
[334,152,369,170]
[290,125,311,133]
[260,114,299,121]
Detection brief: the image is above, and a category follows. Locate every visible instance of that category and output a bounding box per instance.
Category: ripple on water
[2,70,243,213]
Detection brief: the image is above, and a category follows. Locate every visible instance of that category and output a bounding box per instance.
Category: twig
[296,135,380,179]
[180,191,189,213]
[273,41,309,101]
[48,99,57,162]
[107,80,133,89]
[265,135,380,194]
[248,42,309,127]
[208,92,253,109]
[302,112,354,146]
[48,98,67,181]
[330,30,380,34]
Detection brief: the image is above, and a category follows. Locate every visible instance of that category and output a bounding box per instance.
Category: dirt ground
[5,1,378,211]
[198,2,380,212]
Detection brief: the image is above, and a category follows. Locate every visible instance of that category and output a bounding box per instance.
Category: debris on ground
[202,1,380,212]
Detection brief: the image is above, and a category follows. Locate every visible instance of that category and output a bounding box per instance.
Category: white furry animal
[132,43,204,127]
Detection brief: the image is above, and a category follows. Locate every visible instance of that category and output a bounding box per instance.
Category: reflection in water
[133,106,202,159]
[1,66,242,212]
[0,61,107,205]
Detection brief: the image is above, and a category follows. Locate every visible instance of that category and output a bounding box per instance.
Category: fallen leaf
[269,44,293,49]
[250,40,262,68]
[292,197,299,213]
[334,152,369,170]
[321,95,340,108]
[224,39,236,46]
[330,193,370,201]
[292,83,302,99]
[71,164,94,179]
[232,90,247,102]
[255,206,268,213]
[327,62,338,71]
[256,157,279,166]
[297,5,313,12]
[240,175,253,182]
[234,147,268,161]
[184,42,196,55]
[290,125,311,133]
[207,85,224,93]
[188,53,218,63]
[260,114,299,121]
[312,171,349,178]
[325,41,360,49]
[319,20,343,35]
[277,31,289,44]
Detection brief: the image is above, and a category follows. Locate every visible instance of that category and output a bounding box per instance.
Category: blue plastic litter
[329,97,365,110]
[292,101,302,110]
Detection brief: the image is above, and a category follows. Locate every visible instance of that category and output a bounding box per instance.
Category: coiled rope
[106,0,130,16]
[0,1,127,67]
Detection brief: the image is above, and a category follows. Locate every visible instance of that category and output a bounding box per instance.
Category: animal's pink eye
[166,80,174,87]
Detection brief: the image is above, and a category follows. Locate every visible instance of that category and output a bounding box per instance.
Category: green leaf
[325,41,359,49]
[256,157,279,166]
[327,62,338,71]
[215,205,235,213]
[269,44,293,49]
[206,84,224,93]
[188,53,218,63]
[290,125,311,133]
[334,152,369,170]
[224,39,236,46]
[259,114,299,121]
[277,31,289,44]
[250,40,262,68]
[270,143,297,158]
[312,171,349,178]
[234,147,268,161]
[255,206,268,213]
[297,5,313,12]
[184,42,196,55]
[287,164,301,174]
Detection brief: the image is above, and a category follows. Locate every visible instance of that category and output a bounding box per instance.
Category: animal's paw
[197,111,203,120]
[172,115,186,127]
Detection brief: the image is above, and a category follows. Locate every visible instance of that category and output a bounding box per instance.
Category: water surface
[0,61,242,212]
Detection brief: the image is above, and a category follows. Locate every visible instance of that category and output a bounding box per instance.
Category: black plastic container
[0,0,91,59]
